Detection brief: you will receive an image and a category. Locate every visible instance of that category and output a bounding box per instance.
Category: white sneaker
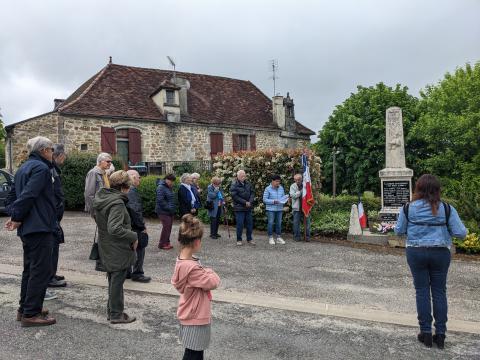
[269,237,276,245]
[44,290,57,301]
[276,237,286,244]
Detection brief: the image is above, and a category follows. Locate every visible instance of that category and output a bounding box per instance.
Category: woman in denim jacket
[395,174,467,349]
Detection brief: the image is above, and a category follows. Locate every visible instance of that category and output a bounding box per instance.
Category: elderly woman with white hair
[84,152,113,216]
[4,136,57,327]
[178,173,201,217]
[84,152,112,272]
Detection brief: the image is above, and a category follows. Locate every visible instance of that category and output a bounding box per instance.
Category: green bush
[311,210,350,236]
[172,162,195,175]
[61,152,122,210]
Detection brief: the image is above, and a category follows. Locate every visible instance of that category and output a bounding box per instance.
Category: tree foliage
[314,83,419,195]
[409,62,480,182]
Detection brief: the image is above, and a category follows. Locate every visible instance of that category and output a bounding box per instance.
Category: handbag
[89,227,100,261]
[205,200,214,210]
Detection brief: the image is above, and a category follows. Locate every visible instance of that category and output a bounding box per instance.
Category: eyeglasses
[105,160,112,163]
[43,147,55,152]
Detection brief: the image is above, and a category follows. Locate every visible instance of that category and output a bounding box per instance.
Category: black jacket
[155,180,176,216]
[230,179,255,212]
[9,152,57,237]
[52,163,65,222]
[127,187,146,232]
[178,185,201,217]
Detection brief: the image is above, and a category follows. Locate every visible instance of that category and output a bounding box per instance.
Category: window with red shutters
[210,133,224,158]
[101,127,116,154]
[128,128,142,164]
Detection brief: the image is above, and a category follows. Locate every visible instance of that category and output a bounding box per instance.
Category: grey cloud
[1,0,479,142]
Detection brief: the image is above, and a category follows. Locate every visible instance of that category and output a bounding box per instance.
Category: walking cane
[223,205,231,239]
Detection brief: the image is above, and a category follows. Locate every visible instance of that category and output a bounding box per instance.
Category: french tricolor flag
[301,153,315,216]
[358,201,367,229]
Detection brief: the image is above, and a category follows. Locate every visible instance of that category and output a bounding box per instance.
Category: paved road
[1,275,479,360]
[1,211,480,359]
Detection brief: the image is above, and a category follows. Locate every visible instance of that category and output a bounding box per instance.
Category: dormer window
[166,90,176,105]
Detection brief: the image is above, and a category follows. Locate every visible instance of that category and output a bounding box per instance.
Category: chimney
[272,95,285,129]
[54,99,65,110]
[172,77,189,115]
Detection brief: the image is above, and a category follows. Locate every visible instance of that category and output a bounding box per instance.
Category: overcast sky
[1,0,479,142]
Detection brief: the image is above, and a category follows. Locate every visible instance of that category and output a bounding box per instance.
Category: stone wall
[7,114,311,170]
[6,113,60,170]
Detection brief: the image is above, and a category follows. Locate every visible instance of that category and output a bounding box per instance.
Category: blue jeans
[235,211,253,241]
[293,211,311,240]
[406,247,451,334]
[266,211,283,237]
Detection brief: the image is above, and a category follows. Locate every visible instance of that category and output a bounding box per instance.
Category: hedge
[61,152,122,210]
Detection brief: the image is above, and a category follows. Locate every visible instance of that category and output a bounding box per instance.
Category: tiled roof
[58,63,314,135]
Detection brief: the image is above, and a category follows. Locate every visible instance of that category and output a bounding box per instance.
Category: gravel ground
[1,211,478,323]
[1,275,479,360]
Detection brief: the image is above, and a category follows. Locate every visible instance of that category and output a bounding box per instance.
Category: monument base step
[347,230,406,248]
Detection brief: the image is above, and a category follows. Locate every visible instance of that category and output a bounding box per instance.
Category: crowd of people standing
[4,138,467,357]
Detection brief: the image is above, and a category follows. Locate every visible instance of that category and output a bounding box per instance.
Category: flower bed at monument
[453,233,480,254]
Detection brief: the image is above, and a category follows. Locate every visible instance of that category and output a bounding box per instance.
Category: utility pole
[332,146,340,198]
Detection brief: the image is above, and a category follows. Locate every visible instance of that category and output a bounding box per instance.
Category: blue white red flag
[358,201,367,228]
[301,153,315,216]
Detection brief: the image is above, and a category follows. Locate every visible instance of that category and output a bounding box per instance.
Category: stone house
[5,61,314,172]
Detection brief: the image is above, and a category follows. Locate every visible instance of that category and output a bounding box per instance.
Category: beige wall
[7,114,310,170]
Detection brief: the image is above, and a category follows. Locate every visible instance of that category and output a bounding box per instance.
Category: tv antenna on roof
[167,56,176,84]
[269,59,279,96]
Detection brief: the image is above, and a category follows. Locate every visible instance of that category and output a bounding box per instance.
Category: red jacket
[171,258,220,325]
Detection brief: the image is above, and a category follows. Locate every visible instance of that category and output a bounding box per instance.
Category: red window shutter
[101,127,116,154]
[232,134,239,152]
[128,128,142,164]
[210,133,224,158]
[250,134,256,151]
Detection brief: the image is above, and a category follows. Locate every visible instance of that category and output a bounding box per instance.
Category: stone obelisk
[378,107,413,223]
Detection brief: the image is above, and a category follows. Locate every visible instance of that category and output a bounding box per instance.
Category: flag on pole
[301,153,315,216]
[358,200,367,229]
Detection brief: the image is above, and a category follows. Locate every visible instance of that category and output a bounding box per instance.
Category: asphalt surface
[1,211,480,359]
[1,276,480,360]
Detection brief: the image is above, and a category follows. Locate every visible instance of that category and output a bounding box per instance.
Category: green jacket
[93,188,137,272]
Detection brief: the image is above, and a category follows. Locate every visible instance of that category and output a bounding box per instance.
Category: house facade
[5,62,314,172]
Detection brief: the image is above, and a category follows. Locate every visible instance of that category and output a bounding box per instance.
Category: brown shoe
[110,313,136,324]
[21,314,56,327]
[17,308,49,321]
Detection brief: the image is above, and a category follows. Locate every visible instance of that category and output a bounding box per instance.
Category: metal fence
[144,160,212,176]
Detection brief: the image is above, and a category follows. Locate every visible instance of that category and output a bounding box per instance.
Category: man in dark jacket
[48,144,67,288]
[126,170,151,283]
[230,170,255,246]
[156,174,176,250]
[4,136,57,327]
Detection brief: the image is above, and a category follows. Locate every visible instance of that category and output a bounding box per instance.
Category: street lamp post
[332,146,340,198]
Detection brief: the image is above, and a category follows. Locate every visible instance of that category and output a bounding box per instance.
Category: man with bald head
[230,170,255,246]
[126,170,151,282]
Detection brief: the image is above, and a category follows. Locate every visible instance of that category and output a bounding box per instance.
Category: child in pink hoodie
[171,214,221,360]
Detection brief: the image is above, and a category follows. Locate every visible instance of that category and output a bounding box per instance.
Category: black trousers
[183,349,203,360]
[132,246,145,278]
[19,232,54,317]
[209,210,222,236]
[51,241,59,280]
